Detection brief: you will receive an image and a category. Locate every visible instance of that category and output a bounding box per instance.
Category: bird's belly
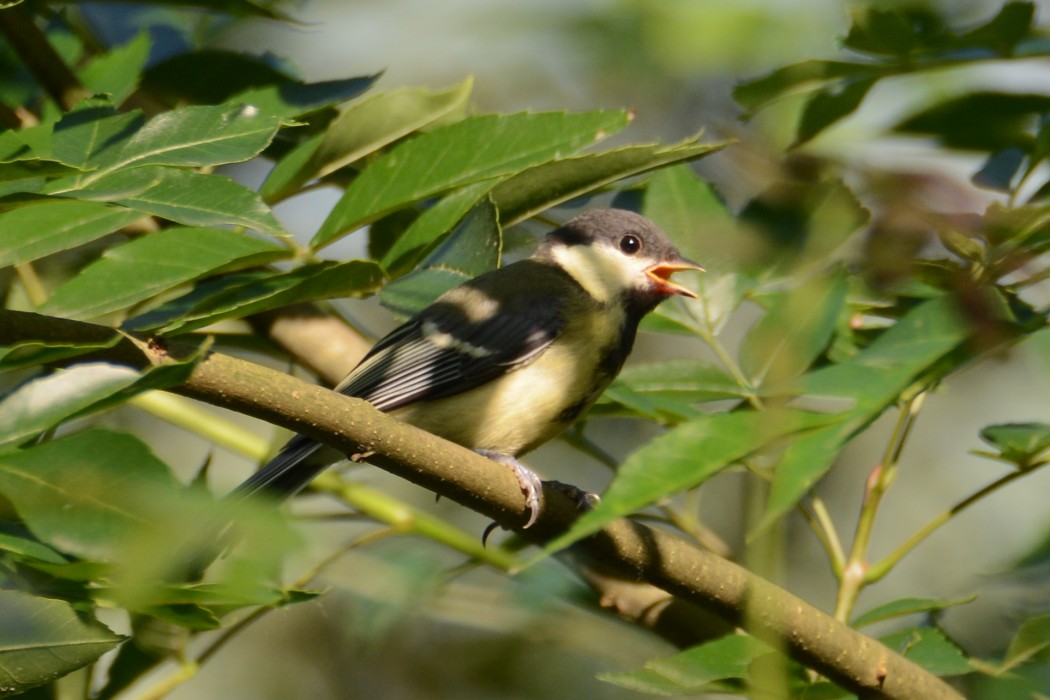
[390,340,610,456]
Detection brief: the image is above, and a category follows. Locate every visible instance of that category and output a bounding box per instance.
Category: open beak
[646,257,703,298]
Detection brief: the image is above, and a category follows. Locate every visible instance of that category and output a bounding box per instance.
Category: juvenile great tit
[234,208,700,527]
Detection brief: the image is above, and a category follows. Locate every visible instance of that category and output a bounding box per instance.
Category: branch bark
[1,310,964,700]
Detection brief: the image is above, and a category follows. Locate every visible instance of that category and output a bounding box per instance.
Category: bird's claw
[475,450,543,529]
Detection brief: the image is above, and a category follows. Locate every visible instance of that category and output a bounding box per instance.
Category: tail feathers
[233,434,329,501]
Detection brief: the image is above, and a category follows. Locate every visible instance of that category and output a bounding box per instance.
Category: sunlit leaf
[0,364,142,450]
[40,227,289,320]
[0,199,144,266]
[262,78,474,202]
[490,135,727,226]
[77,32,151,106]
[313,109,630,247]
[57,165,288,237]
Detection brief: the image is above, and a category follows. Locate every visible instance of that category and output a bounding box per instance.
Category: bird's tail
[232,433,329,501]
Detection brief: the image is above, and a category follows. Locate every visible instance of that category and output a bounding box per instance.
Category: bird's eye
[619,233,642,255]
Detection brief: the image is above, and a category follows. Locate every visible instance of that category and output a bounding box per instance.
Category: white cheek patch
[550,243,651,304]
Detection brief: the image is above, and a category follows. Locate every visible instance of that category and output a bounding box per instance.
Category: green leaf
[39,227,289,320]
[0,364,142,451]
[738,269,848,387]
[226,75,379,121]
[894,93,1050,152]
[77,32,150,106]
[852,596,977,629]
[48,103,282,190]
[643,164,736,267]
[379,199,501,317]
[540,409,836,557]
[128,260,385,334]
[0,531,67,565]
[313,109,631,248]
[600,635,767,693]
[1004,614,1050,669]
[977,422,1050,468]
[0,199,144,266]
[261,78,474,202]
[141,49,298,104]
[881,627,971,677]
[490,135,728,226]
[58,165,288,237]
[0,430,181,561]
[0,589,124,697]
[734,60,879,116]
[379,180,498,273]
[793,77,877,147]
[603,360,745,421]
[759,296,972,530]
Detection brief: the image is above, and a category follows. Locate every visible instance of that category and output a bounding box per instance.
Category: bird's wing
[336,287,565,411]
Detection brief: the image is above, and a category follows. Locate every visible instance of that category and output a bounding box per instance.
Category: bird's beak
[646,257,703,298]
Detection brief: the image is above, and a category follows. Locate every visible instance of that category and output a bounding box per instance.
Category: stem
[801,496,846,577]
[128,391,271,462]
[833,392,926,622]
[14,262,47,307]
[867,459,1050,583]
[0,6,90,110]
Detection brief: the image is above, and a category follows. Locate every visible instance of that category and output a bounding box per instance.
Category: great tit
[234,208,700,527]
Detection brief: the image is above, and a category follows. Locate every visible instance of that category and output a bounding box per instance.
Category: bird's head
[537,209,702,312]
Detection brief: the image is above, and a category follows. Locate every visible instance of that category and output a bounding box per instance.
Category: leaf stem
[833,391,926,622]
[867,459,1050,583]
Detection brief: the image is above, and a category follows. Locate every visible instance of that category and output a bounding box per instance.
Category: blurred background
[73,1,1050,697]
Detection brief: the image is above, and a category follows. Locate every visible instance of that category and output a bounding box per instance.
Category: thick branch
[1,310,963,700]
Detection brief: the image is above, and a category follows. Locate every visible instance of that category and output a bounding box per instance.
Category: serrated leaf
[0,364,142,450]
[47,102,283,192]
[141,49,298,105]
[313,109,631,248]
[852,596,977,629]
[379,180,497,273]
[0,199,144,266]
[491,135,727,226]
[262,78,474,202]
[881,627,971,677]
[128,260,385,334]
[379,199,500,317]
[57,165,287,237]
[39,227,289,320]
[227,74,378,121]
[78,32,150,105]
[978,422,1050,468]
[738,269,848,387]
[0,589,124,697]
[540,409,836,558]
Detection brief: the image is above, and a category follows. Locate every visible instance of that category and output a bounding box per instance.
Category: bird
[233,208,701,528]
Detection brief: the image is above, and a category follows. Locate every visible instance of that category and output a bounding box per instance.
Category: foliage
[1,1,1049,699]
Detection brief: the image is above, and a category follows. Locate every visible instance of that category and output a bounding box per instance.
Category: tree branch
[1,310,963,700]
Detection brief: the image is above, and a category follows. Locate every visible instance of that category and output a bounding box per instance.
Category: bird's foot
[475,450,542,529]
[547,480,600,511]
